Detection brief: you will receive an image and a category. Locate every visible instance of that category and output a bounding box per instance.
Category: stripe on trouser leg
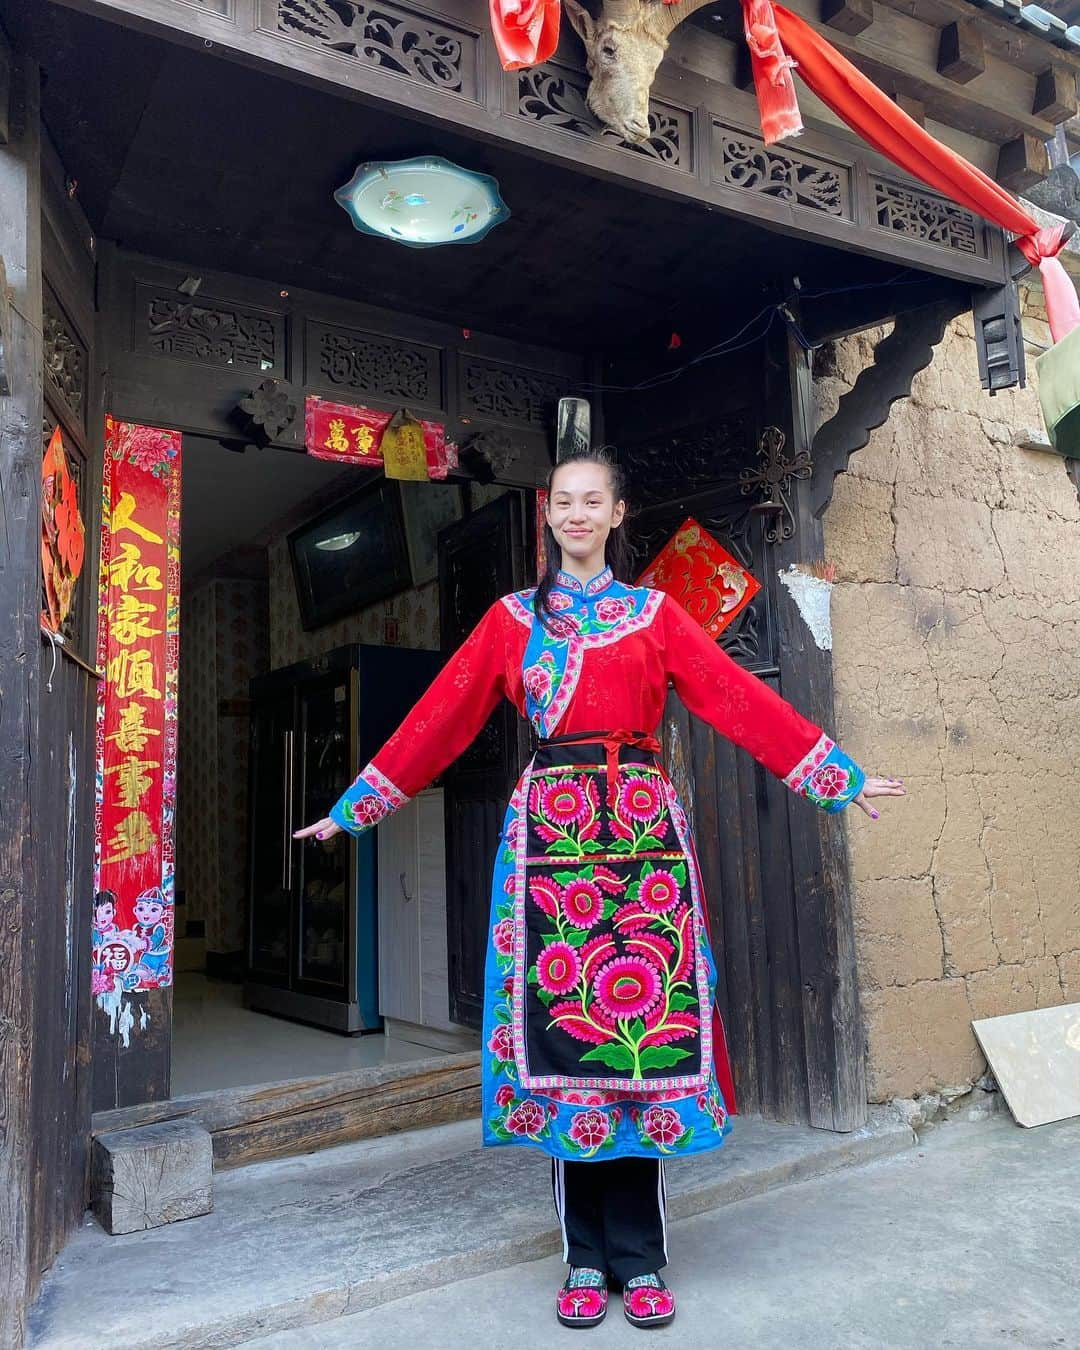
[552,1158,569,1262]
[658,1159,668,1262]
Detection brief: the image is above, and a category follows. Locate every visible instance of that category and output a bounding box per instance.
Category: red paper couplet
[93,416,181,1001]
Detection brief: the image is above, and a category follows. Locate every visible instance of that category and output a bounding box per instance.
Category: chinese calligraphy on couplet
[93,416,181,1003]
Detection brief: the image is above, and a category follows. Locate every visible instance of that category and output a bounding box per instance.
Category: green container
[1036,324,1080,456]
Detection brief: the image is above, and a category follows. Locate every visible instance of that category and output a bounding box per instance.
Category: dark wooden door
[438,493,529,1028]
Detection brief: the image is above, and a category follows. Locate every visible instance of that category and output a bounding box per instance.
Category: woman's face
[546,462,625,566]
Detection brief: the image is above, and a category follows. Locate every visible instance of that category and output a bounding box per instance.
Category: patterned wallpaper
[267,536,440,669]
[176,578,269,955]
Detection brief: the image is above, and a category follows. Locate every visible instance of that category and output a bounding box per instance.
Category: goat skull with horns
[562,0,715,145]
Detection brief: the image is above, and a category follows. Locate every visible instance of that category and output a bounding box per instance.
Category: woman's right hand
[293,816,342,842]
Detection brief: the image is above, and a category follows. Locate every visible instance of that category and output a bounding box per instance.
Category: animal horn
[601,0,642,24]
[648,0,720,39]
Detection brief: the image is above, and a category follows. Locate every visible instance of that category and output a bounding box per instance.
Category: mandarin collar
[554,565,615,598]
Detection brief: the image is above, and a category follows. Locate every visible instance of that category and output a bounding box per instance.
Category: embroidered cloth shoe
[556,1267,608,1328]
[622,1273,676,1328]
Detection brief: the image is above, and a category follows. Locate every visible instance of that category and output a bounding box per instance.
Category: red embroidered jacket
[330,568,863,832]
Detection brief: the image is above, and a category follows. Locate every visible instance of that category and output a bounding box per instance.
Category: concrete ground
[242,1113,1079,1350]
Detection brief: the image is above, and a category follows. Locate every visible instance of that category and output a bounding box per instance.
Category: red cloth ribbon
[489,0,561,70]
[552,729,662,808]
[741,0,1080,343]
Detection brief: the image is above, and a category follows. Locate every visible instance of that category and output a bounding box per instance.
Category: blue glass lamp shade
[333,156,510,248]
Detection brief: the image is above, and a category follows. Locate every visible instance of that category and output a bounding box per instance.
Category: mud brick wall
[818,295,1080,1101]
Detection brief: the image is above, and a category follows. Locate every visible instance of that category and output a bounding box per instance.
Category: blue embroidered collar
[554,566,614,598]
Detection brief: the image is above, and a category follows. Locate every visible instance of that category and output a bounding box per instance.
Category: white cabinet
[377,790,459,1035]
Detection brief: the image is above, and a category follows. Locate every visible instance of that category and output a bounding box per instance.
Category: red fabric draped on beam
[746,0,1080,342]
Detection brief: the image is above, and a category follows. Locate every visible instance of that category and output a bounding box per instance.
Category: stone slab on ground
[244,1113,1080,1350]
[29,1111,912,1350]
[91,1120,213,1235]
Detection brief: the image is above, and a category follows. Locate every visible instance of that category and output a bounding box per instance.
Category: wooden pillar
[763,319,868,1132]
[0,41,44,1348]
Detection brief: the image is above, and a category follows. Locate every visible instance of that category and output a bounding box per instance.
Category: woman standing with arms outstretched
[296,448,904,1330]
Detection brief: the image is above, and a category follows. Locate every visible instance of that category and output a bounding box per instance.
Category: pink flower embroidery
[806,762,850,800]
[561,879,603,929]
[638,870,680,914]
[559,1288,606,1319]
[537,941,582,995]
[494,1084,516,1108]
[544,615,578,639]
[492,918,515,955]
[523,663,553,703]
[626,1285,674,1317]
[488,1024,514,1061]
[538,779,590,827]
[529,876,561,917]
[618,777,662,823]
[548,591,574,612]
[568,1108,610,1151]
[345,793,386,827]
[594,597,631,625]
[641,1105,684,1149]
[505,1099,547,1137]
[592,955,663,1022]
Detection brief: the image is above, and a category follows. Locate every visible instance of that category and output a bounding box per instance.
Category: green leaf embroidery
[490,1122,512,1142]
[496,902,513,921]
[601,897,619,921]
[527,963,539,985]
[635,835,665,851]
[671,863,687,886]
[580,840,604,854]
[563,928,589,948]
[552,871,580,886]
[494,1005,511,1025]
[625,882,641,901]
[628,1016,646,1041]
[548,839,584,856]
[559,1131,579,1152]
[638,1045,692,1070]
[580,1042,635,1071]
[667,991,697,1011]
[676,1126,695,1149]
[536,987,555,1007]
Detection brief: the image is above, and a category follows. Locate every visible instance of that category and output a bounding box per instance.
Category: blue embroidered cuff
[783,734,865,814]
[329,764,409,835]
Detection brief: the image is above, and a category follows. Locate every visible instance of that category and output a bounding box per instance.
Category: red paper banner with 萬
[93,417,181,1004]
[304,396,458,479]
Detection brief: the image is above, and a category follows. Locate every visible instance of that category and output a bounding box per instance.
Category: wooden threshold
[90,1052,482,1170]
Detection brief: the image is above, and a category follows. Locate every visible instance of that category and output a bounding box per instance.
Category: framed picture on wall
[288,478,412,630]
[399,481,465,587]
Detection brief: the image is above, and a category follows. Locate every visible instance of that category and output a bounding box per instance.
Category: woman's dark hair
[533,447,633,631]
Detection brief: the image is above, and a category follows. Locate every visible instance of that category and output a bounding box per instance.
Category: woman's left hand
[853,776,905,820]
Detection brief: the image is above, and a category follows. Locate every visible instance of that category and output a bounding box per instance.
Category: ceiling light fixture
[333,156,510,248]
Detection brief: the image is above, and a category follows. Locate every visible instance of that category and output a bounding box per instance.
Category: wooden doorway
[438,493,531,1029]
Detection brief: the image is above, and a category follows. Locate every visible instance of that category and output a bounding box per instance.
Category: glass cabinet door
[248,690,294,980]
[295,673,352,991]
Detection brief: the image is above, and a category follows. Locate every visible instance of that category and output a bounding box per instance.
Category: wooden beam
[877,0,1080,76]
[893,92,926,127]
[1033,66,1079,125]
[91,1054,483,1169]
[938,20,986,85]
[782,0,1059,146]
[821,0,873,37]
[997,134,1051,193]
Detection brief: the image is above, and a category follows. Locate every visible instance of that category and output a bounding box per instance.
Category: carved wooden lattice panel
[458,356,566,430]
[164,0,234,13]
[136,285,285,374]
[266,0,478,99]
[516,62,691,171]
[712,123,850,218]
[43,283,87,434]
[870,177,985,256]
[306,321,442,403]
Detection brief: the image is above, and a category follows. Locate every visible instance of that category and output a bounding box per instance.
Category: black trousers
[551,1157,668,1284]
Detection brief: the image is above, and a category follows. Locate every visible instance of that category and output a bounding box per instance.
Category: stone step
[29,1110,913,1350]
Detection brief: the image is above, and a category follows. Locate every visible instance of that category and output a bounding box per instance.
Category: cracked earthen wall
[818,294,1080,1102]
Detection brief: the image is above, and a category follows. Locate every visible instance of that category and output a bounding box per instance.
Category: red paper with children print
[304,396,457,480]
[93,417,181,1001]
[637,517,761,639]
